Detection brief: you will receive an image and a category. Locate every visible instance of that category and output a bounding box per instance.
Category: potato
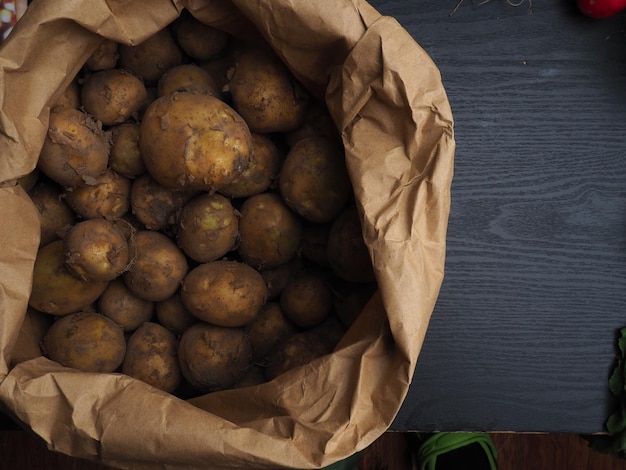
[284,100,339,148]
[327,206,375,283]
[264,331,330,380]
[64,218,130,282]
[139,92,252,191]
[118,27,184,83]
[299,221,331,268]
[178,322,252,392]
[232,364,267,389]
[81,69,148,126]
[29,240,109,316]
[109,122,146,178]
[259,256,305,300]
[85,39,119,71]
[42,311,126,373]
[237,192,302,270]
[176,192,239,263]
[130,173,198,231]
[218,133,281,199]
[50,80,81,112]
[157,64,221,98]
[278,137,351,223]
[123,230,188,302]
[172,11,229,61]
[37,108,109,188]
[227,47,310,133]
[64,169,131,220]
[155,291,197,335]
[122,322,181,393]
[181,260,267,327]
[333,281,377,328]
[98,279,155,332]
[28,181,76,246]
[279,271,333,328]
[243,302,298,361]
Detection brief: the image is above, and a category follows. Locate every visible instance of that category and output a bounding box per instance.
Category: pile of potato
[21,10,377,398]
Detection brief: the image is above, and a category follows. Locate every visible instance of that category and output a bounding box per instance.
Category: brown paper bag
[0,0,454,468]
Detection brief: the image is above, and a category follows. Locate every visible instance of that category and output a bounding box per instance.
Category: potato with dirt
[123,230,188,302]
[98,279,155,333]
[118,27,184,83]
[28,181,76,246]
[237,192,302,270]
[278,136,351,224]
[29,240,109,316]
[64,218,130,282]
[155,291,197,335]
[176,192,239,263]
[139,92,252,191]
[243,302,298,361]
[279,271,333,329]
[64,169,131,220]
[264,331,331,381]
[181,260,267,327]
[42,311,126,373]
[122,322,181,393]
[85,39,119,71]
[37,108,109,188]
[172,11,229,62]
[109,122,146,178]
[130,173,198,231]
[81,69,148,126]
[227,47,310,133]
[218,133,281,199]
[157,64,221,98]
[178,322,252,393]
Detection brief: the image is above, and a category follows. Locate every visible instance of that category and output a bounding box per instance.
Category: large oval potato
[139,92,252,191]
[178,322,252,393]
[42,312,126,373]
[181,260,267,327]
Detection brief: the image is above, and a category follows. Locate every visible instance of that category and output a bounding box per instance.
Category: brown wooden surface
[3,429,626,469]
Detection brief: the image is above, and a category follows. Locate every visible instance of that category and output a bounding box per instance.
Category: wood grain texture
[363,0,626,433]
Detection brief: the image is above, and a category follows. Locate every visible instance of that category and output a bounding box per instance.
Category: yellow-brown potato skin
[29,240,109,316]
[109,123,146,178]
[81,69,148,126]
[28,181,76,246]
[176,193,239,263]
[63,169,131,220]
[278,137,351,223]
[123,322,182,393]
[228,48,310,133]
[98,279,155,333]
[38,108,109,188]
[181,260,267,327]
[139,92,252,191]
[157,64,221,98]
[64,218,130,282]
[243,302,298,361]
[123,230,188,302]
[218,133,281,199]
[178,322,252,392]
[264,331,330,381]
[42,312,126,373]
[237,192,302,270]
[279,272,333,329]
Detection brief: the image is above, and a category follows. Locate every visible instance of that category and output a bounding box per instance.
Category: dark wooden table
[371,0,626,434]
